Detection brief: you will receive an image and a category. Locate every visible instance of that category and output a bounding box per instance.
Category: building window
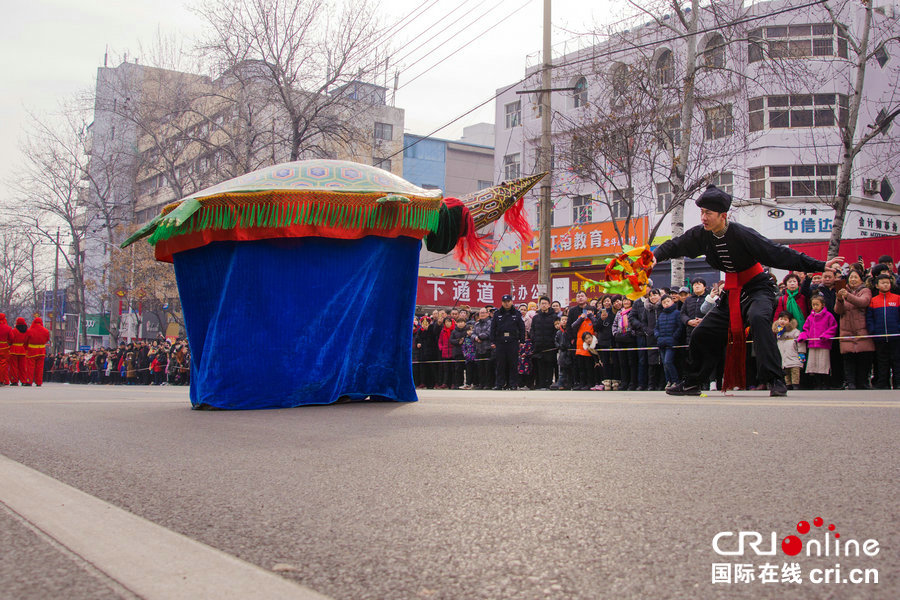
[535,203,554,228]
[610,63,629,110]
[611,188,632,219]
[656,181,673,213]
[657,50,674,85]
[571,136,592,173]
[748,23,850,63]
[663,115,681,147]
[477,180,493,190]
[703,34,726,69]
[705,104,733,139]
[752,164,838,199]
[572,194,592,224]
[573,77,587,108]
[749,167,766,198]
[875,43,890,67]
[503,153,520,180]
[749,94,849,130]
[710,171,734,195]
[374,122,393,141]
[374,157,392,171]
[505,101,521,129]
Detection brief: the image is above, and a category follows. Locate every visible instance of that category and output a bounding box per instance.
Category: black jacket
[449,327,467,359]
[491,306,525,344]
[530,309,558,351]
[654,222,826,289]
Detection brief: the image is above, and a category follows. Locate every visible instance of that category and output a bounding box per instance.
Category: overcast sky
[0,0,630,202]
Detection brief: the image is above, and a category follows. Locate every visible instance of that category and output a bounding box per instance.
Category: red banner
[416,271,543,307]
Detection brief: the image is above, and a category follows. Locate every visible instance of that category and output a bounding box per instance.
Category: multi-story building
[84,60,405,321]
[403,124,495,274]
[493,0,900,289]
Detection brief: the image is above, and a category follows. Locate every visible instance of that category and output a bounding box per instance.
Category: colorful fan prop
[574,245,655,300]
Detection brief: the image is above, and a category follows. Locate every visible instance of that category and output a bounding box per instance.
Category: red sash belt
[722,262,764,390]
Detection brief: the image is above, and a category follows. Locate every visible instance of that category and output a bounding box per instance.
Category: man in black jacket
[530,296,558,389]
[653,185,842,397]
[491,294,526,389]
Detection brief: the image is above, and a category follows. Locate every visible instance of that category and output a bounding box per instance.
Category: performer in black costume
[652,185,844,396]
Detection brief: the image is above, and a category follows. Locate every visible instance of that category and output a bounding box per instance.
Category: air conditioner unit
[863,178,880,194]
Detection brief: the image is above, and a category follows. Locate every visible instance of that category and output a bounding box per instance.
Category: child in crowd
[437,316,454,389]
[449,318,467,389]
[461,323,477,389]
[613,297,638,390]
[866,272,900,389]
[654,294,684,389]
[552,316,572,390]
[798,294,838,389]
[571,306,596,390]
[773,311,803,390]
[580,331,602,390]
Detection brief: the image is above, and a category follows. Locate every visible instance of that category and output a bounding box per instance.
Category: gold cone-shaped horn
[460,172,548,230]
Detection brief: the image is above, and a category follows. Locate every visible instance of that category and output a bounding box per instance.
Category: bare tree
[821,0,900,258]
[194,0,387,161]
[8,111,91,347]
[0,225,50,316]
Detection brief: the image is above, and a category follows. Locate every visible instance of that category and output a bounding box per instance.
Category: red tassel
[722,329,747,391]
[503,196,532,244]
[444,197,493,270]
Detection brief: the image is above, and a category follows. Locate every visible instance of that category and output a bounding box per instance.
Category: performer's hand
[650,255,658,269]
[824,256,845,271]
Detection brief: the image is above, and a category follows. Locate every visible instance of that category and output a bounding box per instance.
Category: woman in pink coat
[834,266,874,389]
[798,295,838,389]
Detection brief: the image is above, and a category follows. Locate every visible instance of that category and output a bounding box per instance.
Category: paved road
[1,384,898,599]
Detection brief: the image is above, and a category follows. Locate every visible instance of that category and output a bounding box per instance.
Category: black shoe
[635,386,647,391]
[666,381,701,396]
[492,386,502,390]
[770,379,788,397]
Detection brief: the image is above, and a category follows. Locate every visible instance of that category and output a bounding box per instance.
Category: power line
[371,0,443,48]
[398,0,536,91]
[390,0,485,69]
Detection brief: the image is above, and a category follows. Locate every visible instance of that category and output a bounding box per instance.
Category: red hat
[32,317,43,326]
[16,317,26,326]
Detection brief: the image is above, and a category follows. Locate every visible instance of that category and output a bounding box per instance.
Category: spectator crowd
[0,335,192,387]
[412,254,900,392]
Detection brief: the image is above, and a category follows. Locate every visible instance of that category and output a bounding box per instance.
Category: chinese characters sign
[522,218,649,261]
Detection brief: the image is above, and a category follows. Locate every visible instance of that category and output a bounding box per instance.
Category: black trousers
[686,284,781,386]
[476,351,493,388]
[842,351,872,388]
[533,347,555,388]
[874,339,900,388]
[494,342,519,388]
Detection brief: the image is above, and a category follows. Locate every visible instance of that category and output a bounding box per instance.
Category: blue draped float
[174,236,420,409]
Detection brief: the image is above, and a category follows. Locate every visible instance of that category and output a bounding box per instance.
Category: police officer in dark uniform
[491,293,526,390]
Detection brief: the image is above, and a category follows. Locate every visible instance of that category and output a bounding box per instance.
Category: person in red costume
[24,317,50,387]
[0,314,11,385]
[8,318,28,385]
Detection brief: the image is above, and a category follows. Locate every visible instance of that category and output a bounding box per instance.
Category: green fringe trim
[145,200,443,246]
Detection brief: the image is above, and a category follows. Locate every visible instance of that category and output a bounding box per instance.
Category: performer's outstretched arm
[741,225,836,272]
[652,226,705,263]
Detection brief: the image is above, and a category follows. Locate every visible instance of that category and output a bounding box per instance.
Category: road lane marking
[0,454,332,600]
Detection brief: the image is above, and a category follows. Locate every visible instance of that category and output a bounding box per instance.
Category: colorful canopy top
[123,160,445,262]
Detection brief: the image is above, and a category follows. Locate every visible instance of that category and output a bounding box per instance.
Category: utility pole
[538,0,552,292]
[52,227,60,354]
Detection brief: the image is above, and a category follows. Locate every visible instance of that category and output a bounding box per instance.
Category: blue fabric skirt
[172,236,420,409]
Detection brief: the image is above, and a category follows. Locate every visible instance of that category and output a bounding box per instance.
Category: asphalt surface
[0,384,898,599]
